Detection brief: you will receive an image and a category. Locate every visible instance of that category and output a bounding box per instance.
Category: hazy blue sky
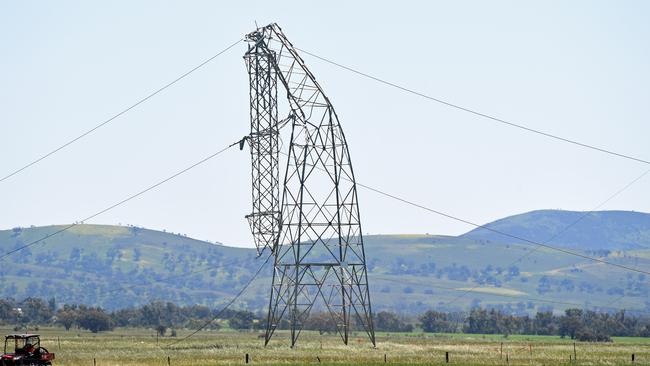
[1,1,648,248]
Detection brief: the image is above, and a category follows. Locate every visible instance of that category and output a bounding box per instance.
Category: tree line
[418,308,650,341]
[0,297,648,341]
[0,298,257,334]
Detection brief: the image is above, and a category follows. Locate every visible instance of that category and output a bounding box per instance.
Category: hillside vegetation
[0,210,648,314]
[462,210,650,250]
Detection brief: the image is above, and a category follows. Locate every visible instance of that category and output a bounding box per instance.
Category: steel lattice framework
[244,36,281,255]
[243,23,375,347]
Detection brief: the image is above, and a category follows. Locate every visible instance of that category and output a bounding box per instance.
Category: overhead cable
[0,140,240,260]
[443,167,650,306]
[297,47,649,165]
[356,181,650,276]
[0,39,243,184]
[165,253,272,348]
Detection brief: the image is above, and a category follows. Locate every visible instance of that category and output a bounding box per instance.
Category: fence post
[632,353,635,363]
[500,342,503,359]
[384,353,387,363]
[58,337,61,351]
[445,351,449,363]
[93,358,96,366]
[167,356,171,365]
[246,353,249,364]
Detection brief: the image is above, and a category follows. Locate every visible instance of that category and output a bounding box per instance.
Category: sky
[1,1,649,248]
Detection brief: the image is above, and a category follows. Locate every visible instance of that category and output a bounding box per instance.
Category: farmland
[6,327,649,365]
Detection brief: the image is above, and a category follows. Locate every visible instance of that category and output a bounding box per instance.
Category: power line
[356,181,650,276]
[443,167,650,306]
[0,39,243,184]
[165,253,272,348]
[0,140,241,261]
[297,47,650,166]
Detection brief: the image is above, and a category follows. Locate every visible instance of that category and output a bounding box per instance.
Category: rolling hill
[0,210,648,315]
[462,210,650,250]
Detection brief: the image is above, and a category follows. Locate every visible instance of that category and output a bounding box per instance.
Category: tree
[156,325,167,337]
[229,310,255,330]
[376,311,412,332]
[465,308,489,334]
[133,248,142,262]
[420,310,454,333]
[56,307,77,331]
[77,307,113,333]
[559,309,583,339]
[533,311,557,335]
[0,299,18,324]
[20,298,52,324]
[639,324,650,337]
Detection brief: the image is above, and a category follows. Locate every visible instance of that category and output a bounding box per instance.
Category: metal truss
[244,23,375,347]
[244,40,281,255]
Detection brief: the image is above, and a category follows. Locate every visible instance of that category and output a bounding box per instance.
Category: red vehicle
[0,334,54,366]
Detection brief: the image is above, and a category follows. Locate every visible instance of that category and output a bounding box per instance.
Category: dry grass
[3,327,648,365]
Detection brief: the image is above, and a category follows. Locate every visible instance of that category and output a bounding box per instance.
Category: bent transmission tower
[243,23,375,347]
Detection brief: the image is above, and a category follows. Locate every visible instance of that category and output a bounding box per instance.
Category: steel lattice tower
[244,23,375,347]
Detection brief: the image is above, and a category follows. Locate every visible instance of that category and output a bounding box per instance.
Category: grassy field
[3,327,648,365]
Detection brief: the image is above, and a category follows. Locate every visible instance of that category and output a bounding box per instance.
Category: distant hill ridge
[0,209,648,314]
[461,210,650,250]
